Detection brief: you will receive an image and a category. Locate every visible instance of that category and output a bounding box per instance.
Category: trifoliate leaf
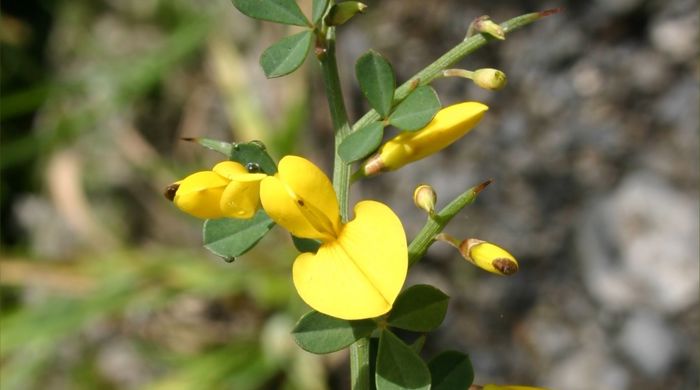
[388,85,441,131]
[292,310,376,354]
[386,284,449,332]
[356,50,396,118]
[260,30,314,78]
[375,330,430,390]
[203,210,275,259]
[231,0,309,26]
[338,121,384,163]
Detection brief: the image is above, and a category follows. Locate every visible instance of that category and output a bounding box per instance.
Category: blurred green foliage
[1,0,323,388]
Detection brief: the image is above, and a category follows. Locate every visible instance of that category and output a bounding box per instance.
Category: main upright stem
[318,22,371,390]
[320,27,352,221]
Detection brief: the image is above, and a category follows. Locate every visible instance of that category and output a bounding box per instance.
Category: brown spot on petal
[493,258,518,275]
[164,183,180,201]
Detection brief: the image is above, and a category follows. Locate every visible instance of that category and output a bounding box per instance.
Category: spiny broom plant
[166,2,560,389]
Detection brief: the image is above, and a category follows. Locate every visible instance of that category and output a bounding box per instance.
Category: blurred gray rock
[617,311,679,376]
[577,172,699,314]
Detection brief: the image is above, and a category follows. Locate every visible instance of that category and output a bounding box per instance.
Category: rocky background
[2,0,697,389]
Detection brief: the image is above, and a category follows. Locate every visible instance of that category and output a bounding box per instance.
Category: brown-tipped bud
[437,235,519,276]
[413,184,437,215]
[164,183,180,201]
[325,1,367,26]
[472,68,507,91]
[470,16,506,40]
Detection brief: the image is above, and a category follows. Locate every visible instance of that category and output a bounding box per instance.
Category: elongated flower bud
[413,184,437,215]
[437,234,518,276]
[363,101,488,176]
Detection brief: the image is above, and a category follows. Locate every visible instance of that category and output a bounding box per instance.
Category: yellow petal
[213,161,267,182]
[292,201,407,319]
[220,180,261,219]
[260,156,340,240]
[380,101,488,170]
[173,171,229,219]
[212,161,247,178]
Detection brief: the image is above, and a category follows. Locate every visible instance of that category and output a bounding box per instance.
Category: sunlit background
[1,0,698,389]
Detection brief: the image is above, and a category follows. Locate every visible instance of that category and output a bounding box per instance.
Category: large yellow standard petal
[379,101,488,170]
[173,171,229,219]
[260,156,340,241]
[292,201,408,319]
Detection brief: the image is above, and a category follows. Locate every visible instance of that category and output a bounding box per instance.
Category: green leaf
[229,141,278,174]
[375,330,430,390]
[203,210,275,260]
[411,334,426,354]
[387,284,449,332]
[338,121,384,163]
[260,30,314,78]
[291,236,321,253]
[231,0,310,26]
[189,137,233,156]
[292,311,376,354]
[311,0,329,24]
[388,85,441,131]
[356,50,396,118]
[428,351,474,390]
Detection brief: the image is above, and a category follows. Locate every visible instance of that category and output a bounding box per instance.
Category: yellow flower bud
[437,234,518,276]
[363,101,488,176]
[472,68,507,91]
[413,184,437,215]
[166,161,266,220]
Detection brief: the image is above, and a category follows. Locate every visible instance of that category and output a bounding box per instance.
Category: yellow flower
[364,101,488,175]
[169,161,266,219]
[260,156,408,320]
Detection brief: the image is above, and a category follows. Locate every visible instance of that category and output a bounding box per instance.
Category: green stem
[349,337,371,390]
[317,21,370,390]
[408,180,492,266]
[320,27,352,220]
[351,10,557,134]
